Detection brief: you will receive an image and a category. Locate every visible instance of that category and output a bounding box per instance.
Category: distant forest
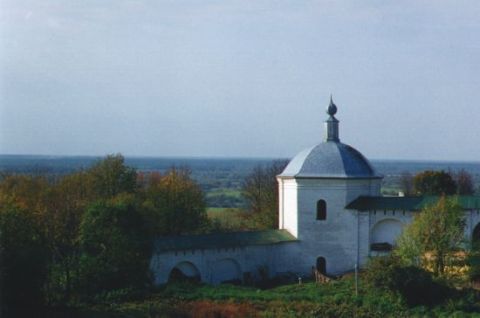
[1,155,480,208]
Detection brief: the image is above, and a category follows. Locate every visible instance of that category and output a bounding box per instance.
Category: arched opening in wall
[168,261,201,283]
[211,258,242,285]
[317,200,327,220]
[473,223,480,249]
[316,257,326,274]
[370,219,403,252]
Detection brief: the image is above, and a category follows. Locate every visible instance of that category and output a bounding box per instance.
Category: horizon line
[1,153,480,165]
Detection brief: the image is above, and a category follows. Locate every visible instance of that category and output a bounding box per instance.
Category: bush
[467,246,480,283]
[93,288,145,305]
[365,255,450,306]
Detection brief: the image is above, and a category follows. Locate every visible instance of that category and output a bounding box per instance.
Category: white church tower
[277,97,383,275]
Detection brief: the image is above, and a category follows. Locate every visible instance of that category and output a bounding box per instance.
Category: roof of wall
[153,229,297,253]
[346,195,480,211]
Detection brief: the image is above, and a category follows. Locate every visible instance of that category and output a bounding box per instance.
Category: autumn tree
[0,174,50,213]
[413,170,457,195]
[140,167,208,235]
[241,160,288,229]
[86,154,137,199]
[395,196,465,277]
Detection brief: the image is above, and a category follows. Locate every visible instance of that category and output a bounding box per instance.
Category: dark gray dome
[279,142,381,179]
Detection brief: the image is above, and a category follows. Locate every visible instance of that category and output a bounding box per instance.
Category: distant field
[206,188,242,198]
[1,155,480,209]
[206,207,241,214]
[207,207,247,231]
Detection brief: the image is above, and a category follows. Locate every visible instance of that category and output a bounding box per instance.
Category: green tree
[41,171,91,303]
[0,205,49,313]
[86,154,137,199]
[395,196,465,277]
[241,160,288,229]
[413,170,457,195]
[140,167,208,235]
[78,198,151,297]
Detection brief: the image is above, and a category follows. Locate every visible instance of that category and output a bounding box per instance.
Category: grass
[49,275,480,317]
[77,277,420,318]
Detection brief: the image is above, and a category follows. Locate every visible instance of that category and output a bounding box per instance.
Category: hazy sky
[1,1,480,161]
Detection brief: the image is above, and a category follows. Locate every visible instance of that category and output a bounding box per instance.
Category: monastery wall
[150,242,297,285]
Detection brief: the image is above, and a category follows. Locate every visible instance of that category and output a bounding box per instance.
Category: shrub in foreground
[365,255,450,306]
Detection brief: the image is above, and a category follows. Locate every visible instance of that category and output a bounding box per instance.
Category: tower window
[316,200,327,220]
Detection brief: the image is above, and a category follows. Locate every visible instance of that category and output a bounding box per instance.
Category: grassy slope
[86,277,480,318]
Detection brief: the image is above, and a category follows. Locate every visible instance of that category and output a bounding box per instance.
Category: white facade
[276,177,382,274]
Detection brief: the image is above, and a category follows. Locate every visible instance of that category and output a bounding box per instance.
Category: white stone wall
[278,178,298,237]
[357,211,371,266]
[278,177,382,276]
[150,242,297,285]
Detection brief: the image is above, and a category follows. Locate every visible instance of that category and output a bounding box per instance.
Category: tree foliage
[87,154,137,199]
[395,196,465,277]
[0,205,49,311]
[413,170,457,195]
[0,154,210,309]
[241,160,288,229]
[140,167,208,235]
[78,199,152,296]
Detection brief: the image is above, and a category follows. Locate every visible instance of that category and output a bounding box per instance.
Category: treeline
[399,169,476,196]
[0,155,209,315]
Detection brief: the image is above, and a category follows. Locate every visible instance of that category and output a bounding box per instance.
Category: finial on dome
[324,95,340,142]
[327,94,337,116]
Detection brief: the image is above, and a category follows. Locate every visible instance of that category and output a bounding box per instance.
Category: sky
[1,0,480,161]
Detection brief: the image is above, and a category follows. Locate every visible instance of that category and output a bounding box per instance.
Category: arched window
[316,257,326,274]
[316,200,326,220]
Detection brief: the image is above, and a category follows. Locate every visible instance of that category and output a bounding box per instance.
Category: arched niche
[168,261,201,283]
[371,219,403,251]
